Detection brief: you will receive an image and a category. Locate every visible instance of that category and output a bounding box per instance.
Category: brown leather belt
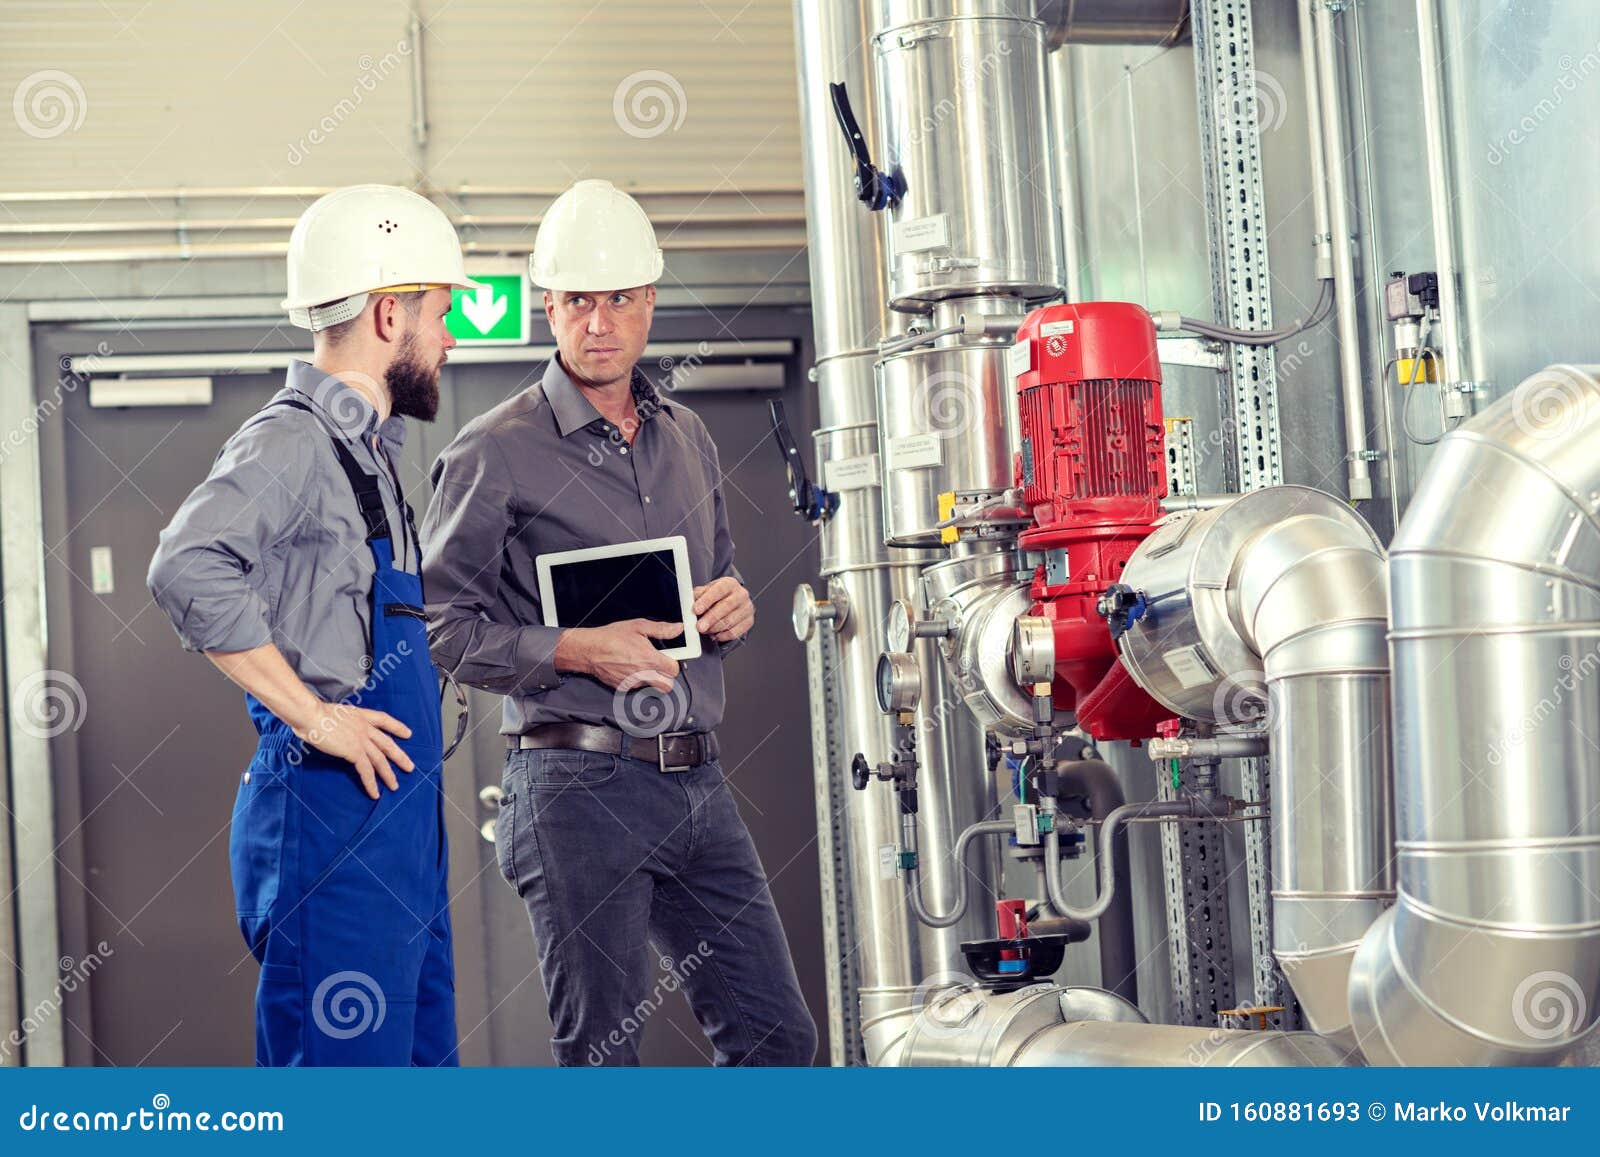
[508,721,718,772]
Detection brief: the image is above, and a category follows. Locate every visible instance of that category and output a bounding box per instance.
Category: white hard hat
[530,179,664,291]
[282,184,479,331]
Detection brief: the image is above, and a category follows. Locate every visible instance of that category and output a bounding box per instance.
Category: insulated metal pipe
[1054,760,1137,1005]
[1413,0,1469,397]
[1114,487,1394,1039]
[1348,364,1600,1065]
[1310,0,1373,502]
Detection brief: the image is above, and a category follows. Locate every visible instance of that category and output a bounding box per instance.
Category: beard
[386,330,442,422]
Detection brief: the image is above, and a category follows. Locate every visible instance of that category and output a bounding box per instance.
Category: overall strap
[252,397,392,543]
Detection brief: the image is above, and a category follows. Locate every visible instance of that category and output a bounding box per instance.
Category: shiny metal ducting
[1116,487,1394,1039]
[873,981,1352,1066]
[1034,0,1191,47]
[872,0,1064,308]
[1349,364,1600,1065]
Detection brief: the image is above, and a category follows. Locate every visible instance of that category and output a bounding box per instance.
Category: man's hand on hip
[693,576,755,643]
[555,619,683,692]
[293,703,416,800]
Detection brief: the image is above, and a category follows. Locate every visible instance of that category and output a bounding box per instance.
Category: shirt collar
[543,355,666,440]
[286,359,408,453]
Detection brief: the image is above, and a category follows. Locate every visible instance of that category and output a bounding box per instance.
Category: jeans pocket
[493,790,517,886]
[529,750,618,788]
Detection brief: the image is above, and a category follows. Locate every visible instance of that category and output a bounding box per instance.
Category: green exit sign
[448,271,530,344]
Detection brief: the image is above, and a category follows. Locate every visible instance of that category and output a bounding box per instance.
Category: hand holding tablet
[537,536,703,663]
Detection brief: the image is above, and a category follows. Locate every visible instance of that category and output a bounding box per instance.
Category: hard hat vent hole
[378,219,397,233]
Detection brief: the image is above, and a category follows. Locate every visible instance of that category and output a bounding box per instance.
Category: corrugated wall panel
[421,1,800,190]
[1,1,801,192]
[1,0,423,190]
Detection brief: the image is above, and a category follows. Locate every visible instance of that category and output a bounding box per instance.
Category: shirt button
[644,496,652,504]
[620,447,628,456]
[243,771,251,784]
[687,715,695,725]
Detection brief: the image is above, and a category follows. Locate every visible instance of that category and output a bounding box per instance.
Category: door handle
[478,784,504,842]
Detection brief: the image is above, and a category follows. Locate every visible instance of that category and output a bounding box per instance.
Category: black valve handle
[828,81,902,211]
[769,399,839,523]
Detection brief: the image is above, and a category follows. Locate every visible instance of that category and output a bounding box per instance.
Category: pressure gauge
[792,583,840,642]
[1010,616,1056,685]
[875,651,922,714]
[886,599,914,653]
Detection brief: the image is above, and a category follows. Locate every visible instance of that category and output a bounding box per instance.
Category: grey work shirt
[147,360,418,703]
[420,356,742,737]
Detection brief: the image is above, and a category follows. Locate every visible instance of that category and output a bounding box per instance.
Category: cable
[1173,279,1335,347]
[877,324,964,356]
[1401,348,1465,448]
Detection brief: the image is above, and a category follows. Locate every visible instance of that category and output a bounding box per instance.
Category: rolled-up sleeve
[421,427,567,694]
[147,420,315,654]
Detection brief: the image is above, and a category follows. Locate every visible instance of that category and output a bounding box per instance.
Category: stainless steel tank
[875,340,1017,546]
[872,0,1064,309]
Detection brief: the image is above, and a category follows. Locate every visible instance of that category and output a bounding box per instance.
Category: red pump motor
[1013,301,1174,741]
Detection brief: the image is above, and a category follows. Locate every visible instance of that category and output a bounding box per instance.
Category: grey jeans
[494,746,818,1066]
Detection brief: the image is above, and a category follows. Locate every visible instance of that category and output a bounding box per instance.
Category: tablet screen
[545,547,687,651]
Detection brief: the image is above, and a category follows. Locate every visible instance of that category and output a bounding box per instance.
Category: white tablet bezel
[535,535,703,662]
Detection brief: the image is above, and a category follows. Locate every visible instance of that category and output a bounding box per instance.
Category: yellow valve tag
[1397,354,1439,384]
[938,491,958,544]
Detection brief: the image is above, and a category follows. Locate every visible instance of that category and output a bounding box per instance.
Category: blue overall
[228,399,457,1066]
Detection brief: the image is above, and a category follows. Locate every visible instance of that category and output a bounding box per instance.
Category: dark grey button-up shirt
[420,356,742,736]
[148,360,417,703]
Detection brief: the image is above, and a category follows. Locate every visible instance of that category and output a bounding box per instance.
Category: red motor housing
[1014,301,1173,741]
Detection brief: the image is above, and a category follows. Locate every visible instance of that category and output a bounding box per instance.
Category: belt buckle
[656,731,697,773]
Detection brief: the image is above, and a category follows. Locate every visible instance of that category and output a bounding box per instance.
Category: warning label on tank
[1041,319,1076,337]
[887,433,943,470]
[1162,644,1220,689]
[1008,340,1030,382]
[892,213,950,254]
[878,844,898,881]
[826,454,879,491]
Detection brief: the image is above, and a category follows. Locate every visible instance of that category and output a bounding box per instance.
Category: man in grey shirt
[420,180,816,1066]
[148,185,478,1066]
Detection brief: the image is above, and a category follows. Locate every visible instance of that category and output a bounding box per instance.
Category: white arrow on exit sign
[460,282,508,334]
[448,270,530,345]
